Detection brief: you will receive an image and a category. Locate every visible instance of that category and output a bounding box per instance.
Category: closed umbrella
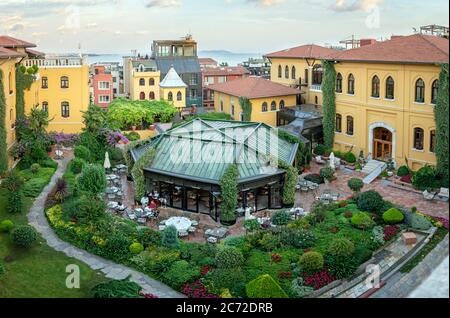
[329,152,335,170]
[104,152,111,170]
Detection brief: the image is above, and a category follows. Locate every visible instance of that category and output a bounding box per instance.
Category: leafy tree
[82,104,107,133]
[77,164,107,195]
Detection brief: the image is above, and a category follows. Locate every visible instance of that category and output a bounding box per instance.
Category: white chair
[188,227,196,233]
[437,188,449,202]
[178,231,189,237]
[423,190,435,201]
[315,156,325,164]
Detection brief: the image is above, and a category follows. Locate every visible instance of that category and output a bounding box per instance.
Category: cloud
[330,0,383,12]
[246,0,284,6]
[146,0,182,8]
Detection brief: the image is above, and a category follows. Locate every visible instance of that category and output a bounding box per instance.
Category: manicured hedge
[245,274,288,298]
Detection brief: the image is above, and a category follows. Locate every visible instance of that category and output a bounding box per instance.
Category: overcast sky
[0,0,448,54]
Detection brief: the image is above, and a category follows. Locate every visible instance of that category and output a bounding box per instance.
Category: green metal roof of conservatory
[130,119,299,184]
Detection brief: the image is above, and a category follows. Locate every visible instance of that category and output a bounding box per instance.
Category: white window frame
[99,95,111,103]
[98,81,110,90]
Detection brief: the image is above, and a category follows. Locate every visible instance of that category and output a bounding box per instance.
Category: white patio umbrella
[104,152,111,170]
[329,152,336,170]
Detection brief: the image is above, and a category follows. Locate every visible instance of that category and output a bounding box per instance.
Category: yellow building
[210,76,300,126]
[159,66,187,110]
[23,55,90,133]
[126,59,161,101]
[266,35,449,170]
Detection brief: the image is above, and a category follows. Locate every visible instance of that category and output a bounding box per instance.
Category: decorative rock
[207,237,218,244]
[402,232,417,245]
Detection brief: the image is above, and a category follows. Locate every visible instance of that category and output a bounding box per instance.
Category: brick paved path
[27,152,183,298]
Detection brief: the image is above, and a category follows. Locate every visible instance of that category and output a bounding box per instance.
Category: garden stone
[402,232,417,245]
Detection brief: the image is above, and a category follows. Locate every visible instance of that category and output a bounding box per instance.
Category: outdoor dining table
[165,217,192,232]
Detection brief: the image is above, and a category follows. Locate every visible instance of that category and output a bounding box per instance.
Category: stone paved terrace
[299,162,449,219]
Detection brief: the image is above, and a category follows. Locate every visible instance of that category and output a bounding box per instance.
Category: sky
[0,0,448,55]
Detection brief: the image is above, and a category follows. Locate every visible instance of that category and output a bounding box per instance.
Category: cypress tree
[434,63,449,183]
[0,69,8,174]
[321,60,336,150]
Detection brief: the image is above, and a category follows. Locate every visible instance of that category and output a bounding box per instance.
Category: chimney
[360,39,377,47]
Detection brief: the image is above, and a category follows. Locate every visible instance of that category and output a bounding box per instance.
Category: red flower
[383,225,400,241]
[302,271,336,290]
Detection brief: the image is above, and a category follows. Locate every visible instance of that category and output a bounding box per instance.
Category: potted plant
[131,125,137,131]
[149,124,156,131]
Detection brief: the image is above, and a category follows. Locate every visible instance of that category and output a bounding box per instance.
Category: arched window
[346,116,354,135]
[262,102,268,112]
[279,100,285,110]
[335,73,343,93]
[385,76,395,100]
[149,78,155,86]
[304,68,309,84]
[348,74,355,95]
[413,127,424,150]
[430,130,436,152]
[312,64,323,85]
[139,92,145,100]
[291,66,296,80]
[335,114,342,133]
[177,91,182,101]
[60,76,69,89]
[285,66,289,79]
[415,78,425,103]
[431,80,438,104]
[168,92,173,101]
[371,75,380,97]
[270,101,277,111]
[42,101,48,113]
[149,92,155,100]
[42,77,48,89]
[139,78,145,86]
[61,102,70,118]
[138,64,145,72]
[278,65,282,78]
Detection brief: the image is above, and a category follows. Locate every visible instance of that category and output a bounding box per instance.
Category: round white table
[165,217,192,232]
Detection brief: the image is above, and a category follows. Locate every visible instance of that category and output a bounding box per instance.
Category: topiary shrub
[357,190,384,214]
[77,164,107,195]
[327,238,355,257]
[0,219,14,233]
[382,208,404,224]
[412,165,440,191]
[271,210,291,226]
[351,212,375,230]
[129,242,144,255]
[397,165,410,177]
[320,166,335,182]
[215,247,244,269]
[74,145,91,161]
[410,214,433,231]
[162,225,179,249]
[344,152,357,163]
[347,178,364,193]
[91,278,142,298]
[245,274,288,298]
[30,163,40,174]
[11,225,37,248]
[70,158,86,174]
[299,251,324,273]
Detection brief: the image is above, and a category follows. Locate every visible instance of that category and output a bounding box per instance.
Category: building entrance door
[373,127,392,161]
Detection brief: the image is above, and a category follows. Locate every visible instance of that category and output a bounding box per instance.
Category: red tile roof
[265,44,338,59]
[202,66,250,77]
[199,58,218,65]
[329,34,449,64]
[0,35,37,48]
[209,76,301,99]
[26,48,45,58]
[0,47,26,59]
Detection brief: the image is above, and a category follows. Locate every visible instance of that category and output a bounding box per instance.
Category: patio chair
[436,188,449,202]
[191,220,199,227]
[315,156,325,165]
[137,218,147,224]
[188,227,196,233]
[423,190,435,201]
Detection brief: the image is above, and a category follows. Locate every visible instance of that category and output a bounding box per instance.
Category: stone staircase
[362,160,387,184]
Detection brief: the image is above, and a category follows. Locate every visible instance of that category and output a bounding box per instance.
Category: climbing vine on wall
[0,69,8,174]
[239,97,252,121]
[434,63,449,184]
[321,60,336,150]
[15,66,35,120]
[278,160,298,205]
[131,147,156,199]
[219,164,239,223]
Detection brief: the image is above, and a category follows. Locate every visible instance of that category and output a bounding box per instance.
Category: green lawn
[0,174,107,298]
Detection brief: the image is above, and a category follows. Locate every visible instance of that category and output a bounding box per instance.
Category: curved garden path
[27,153,184,298]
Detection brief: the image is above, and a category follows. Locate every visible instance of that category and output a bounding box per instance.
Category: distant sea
[86,51,263,66]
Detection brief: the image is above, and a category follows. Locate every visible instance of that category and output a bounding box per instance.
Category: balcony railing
[23,57,86,68]
[310,84,322,92]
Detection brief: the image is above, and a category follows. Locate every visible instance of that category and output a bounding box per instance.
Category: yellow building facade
[128,59,161,101]
[266,36,448,170]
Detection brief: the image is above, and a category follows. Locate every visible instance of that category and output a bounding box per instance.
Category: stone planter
[283,202,295,208]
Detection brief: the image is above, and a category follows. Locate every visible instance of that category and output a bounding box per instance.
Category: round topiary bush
[327,238,355,257]
[271,210,291,226]
[357,190,384,214]
[129,242,144,255]
[11,225,37,248]
[0,219,14,233]
[299,251,324,273]
[74,145,91,161]
[71,158,86,174]
[351,212,375,229]
[245,274,288,298]
[397,165,410,177]
[215,247,244,269]
[347,178,364,193]
[344,152,357,163]
[382,208,405,224]
[30,163,40,174]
